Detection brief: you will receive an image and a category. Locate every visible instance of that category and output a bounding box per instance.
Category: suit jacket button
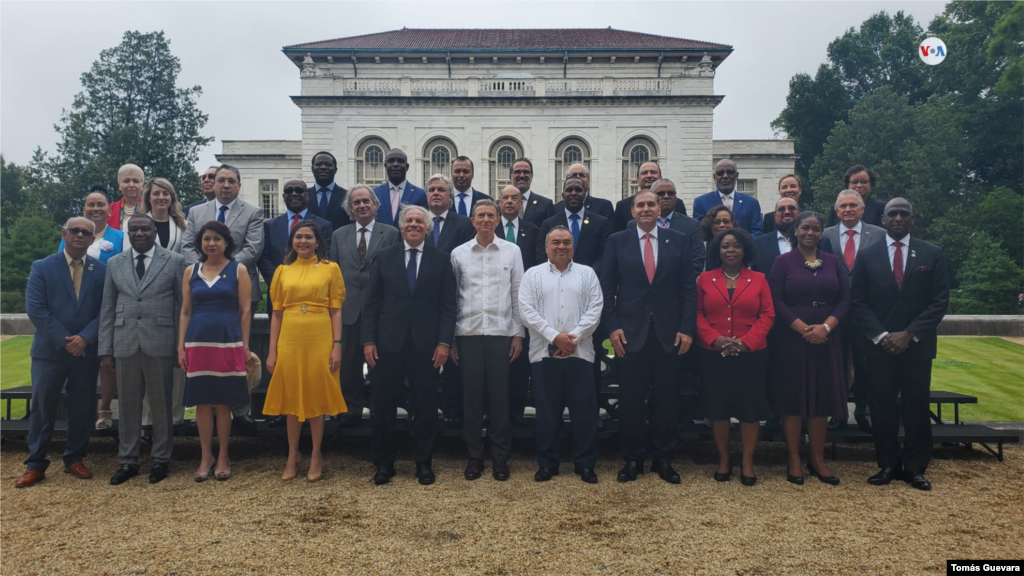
[138,298,142,303]
[727,317,731,321]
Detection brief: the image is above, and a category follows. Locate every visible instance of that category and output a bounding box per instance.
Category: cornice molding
[290,95,724,108]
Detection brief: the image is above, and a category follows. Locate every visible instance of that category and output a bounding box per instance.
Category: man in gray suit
[100,214,186,485]
[823,189,886,433]
[330,185,400,425]
[182,164,264,425]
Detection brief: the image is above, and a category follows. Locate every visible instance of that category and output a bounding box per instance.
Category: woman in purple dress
[768,211,849,486]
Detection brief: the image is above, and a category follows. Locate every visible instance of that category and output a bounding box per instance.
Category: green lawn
[2,336,1021,422]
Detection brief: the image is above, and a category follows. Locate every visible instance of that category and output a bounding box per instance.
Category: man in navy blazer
[256,178,333,312]
[538,177,612,279]
[374,149,427,226]
[692,159,763,237]
[602,191,696,484]
[450,156,490,217]
[306,151,351,232]
[554,163,615,221]
[16,217,106,488]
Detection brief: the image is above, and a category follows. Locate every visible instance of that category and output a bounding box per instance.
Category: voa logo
[919,37,947,65]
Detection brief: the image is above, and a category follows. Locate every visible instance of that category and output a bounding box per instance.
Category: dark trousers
[619,325,680,463]
[509,333,531,423]
[533,358,599,470]
[848,330,871,418]
[25,354,99,472]
[441,358,462,419]
[459,335,512,461]
[370,336,439,466]
[866,351,934,474]
[340,321,366,415]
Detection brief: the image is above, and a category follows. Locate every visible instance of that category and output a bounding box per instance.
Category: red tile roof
[284,28,730,52]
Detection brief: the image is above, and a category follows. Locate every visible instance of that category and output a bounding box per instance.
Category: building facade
[218,28,796,218]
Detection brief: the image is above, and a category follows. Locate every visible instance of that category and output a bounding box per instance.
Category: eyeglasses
[712,219,733,226]
[567,173,587,179]
[66,227,94,237]
[776,206,799,213]
[283,187,307,195]
[715,170,737,177]
[886,209,912,218]
[512,170,532,176]
[655,190,676,197]
[202,174,217,180]
[215,178,239,186]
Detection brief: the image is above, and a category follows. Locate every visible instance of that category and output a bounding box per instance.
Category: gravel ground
[2,437,1022,576]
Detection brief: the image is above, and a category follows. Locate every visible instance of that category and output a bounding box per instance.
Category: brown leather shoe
[64,462,93,479]
[14,470,45,488]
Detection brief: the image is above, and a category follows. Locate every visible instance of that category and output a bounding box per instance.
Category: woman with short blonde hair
[108,164,145,230]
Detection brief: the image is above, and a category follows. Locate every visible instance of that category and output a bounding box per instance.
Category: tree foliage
[0,209,62,294]
[37,30,212,219]
[950,232,1024,314]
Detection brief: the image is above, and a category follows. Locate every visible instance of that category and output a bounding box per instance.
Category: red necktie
[892,241,904,288]
[290,213,301,233]
[643,233,656,283]
[843,230,856,269]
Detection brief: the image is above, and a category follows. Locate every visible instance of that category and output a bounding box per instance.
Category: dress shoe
[373,465,397,485]
[110,465,139,485]
[828,418,847,430]
[713,462,733,483]
[464,458,485,481]
[492,459,510,481]
[651,461,681,484]
[307,470,322,483]
[149,462,170,484]
[64,462,93,479]
[232,414,257,432]
[856,416,873,433]
[617,461,643,483]
[740,474,757,487]
[194,464,215,483]
[267,415,287,428]
[867,467,902,486]
[807,462,840,486]
[906,473,932,491]
[576,468,598,484]
[534,467,559,482]
[416,463,436,485]
[14,470,45,488]
[786,473,805,485]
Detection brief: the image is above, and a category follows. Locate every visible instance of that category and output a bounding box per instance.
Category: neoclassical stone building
[218,28,795,217]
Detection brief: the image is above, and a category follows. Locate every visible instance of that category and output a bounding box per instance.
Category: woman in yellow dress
[263,221,347,482]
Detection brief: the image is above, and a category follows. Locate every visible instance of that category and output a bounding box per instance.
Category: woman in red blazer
[107,164,145,230]
[696,228,775,486]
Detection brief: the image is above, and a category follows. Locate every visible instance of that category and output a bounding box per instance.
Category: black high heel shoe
[807,461,840,485]
[713,461,733,482]
[786,465,805,485]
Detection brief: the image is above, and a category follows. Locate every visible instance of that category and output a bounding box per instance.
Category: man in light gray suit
[823,189,886,433]
[182,164,264,425]
[330,185,400,425]
[100,214,186,485]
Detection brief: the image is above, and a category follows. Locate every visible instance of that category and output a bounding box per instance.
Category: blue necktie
[433,216,442,246]
[318,188,329,214]
[217,205,228,223]
[457,193,468,216]
[407,248,418,292]
[569,213,580,248]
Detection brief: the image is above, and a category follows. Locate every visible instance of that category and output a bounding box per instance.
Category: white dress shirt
[404,240,424,275]
[214,198,239,222]
[450,237,525,337]
[518,261,603,363]
[130,245,157,275]
[871,233,917,345]
[355,219,376,250]
[564,207,586,222]
[719,191,734,209]
[637,225,659,266]
[522,190,533,202]
[840,221,863,256]
[501,216,520,241]
[777,231,793,255]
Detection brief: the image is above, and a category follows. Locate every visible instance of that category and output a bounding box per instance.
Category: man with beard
[451,156,489,217]
[692,159,762,237]
[184,166,218,215]
[307,151,351,231]
[613,161,687,232]
[553,163,614,220]
[513,158,555,228]
[752,198,800,276]
[374,149,427,227]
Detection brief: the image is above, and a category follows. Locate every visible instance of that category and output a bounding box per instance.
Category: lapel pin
[222,274,227,279]
[532,200,537,205]
[88,264,94,271]
[583,219,590,225]
[911,250,916,258]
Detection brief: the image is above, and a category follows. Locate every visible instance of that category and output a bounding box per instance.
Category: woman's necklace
[723,269,741,281]
[122,202,137,217]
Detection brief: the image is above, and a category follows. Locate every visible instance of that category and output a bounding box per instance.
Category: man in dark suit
[306,151,351,232]
[627,178,705,277]
[513,158,555,228]
[374,149,427,227]
[825,165,886,228]
[257,178,333,312]
[425,174,475,423]
[554,163,614,221]
[451,156,490,217]
[184,166,218,216]
[851,198,949,491]
[499,184,542,424]
[15,217,106,488]
[330,186,401,425]
[602,191,697,484]
[537,178,612,278]
[363,205,457,486]
[751,198,800,276]
[692,159,763,237]
[613,161,688,232]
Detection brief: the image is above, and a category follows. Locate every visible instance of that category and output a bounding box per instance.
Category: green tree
[987,1,1024,100]
[0,209,62,295]
[40,30,212,212]
[827,11,931,102]
[951,232,1024,314]
[1,155,28,229]
[927,205,976,290]
[978,187,1024,268]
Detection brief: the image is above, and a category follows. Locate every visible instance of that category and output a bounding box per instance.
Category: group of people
[17,150,949,493]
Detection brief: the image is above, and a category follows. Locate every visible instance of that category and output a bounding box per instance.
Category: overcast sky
[1,1,946,173]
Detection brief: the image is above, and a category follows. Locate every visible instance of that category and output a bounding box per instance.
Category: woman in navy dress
[178,221,254,482]
[768,211,849,485]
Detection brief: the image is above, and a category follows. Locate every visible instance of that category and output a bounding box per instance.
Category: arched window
[489,138,524,197]
[422,138,457,180]
[356,137,389,186]
[554,138,592,195]
[621,137,659,199]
